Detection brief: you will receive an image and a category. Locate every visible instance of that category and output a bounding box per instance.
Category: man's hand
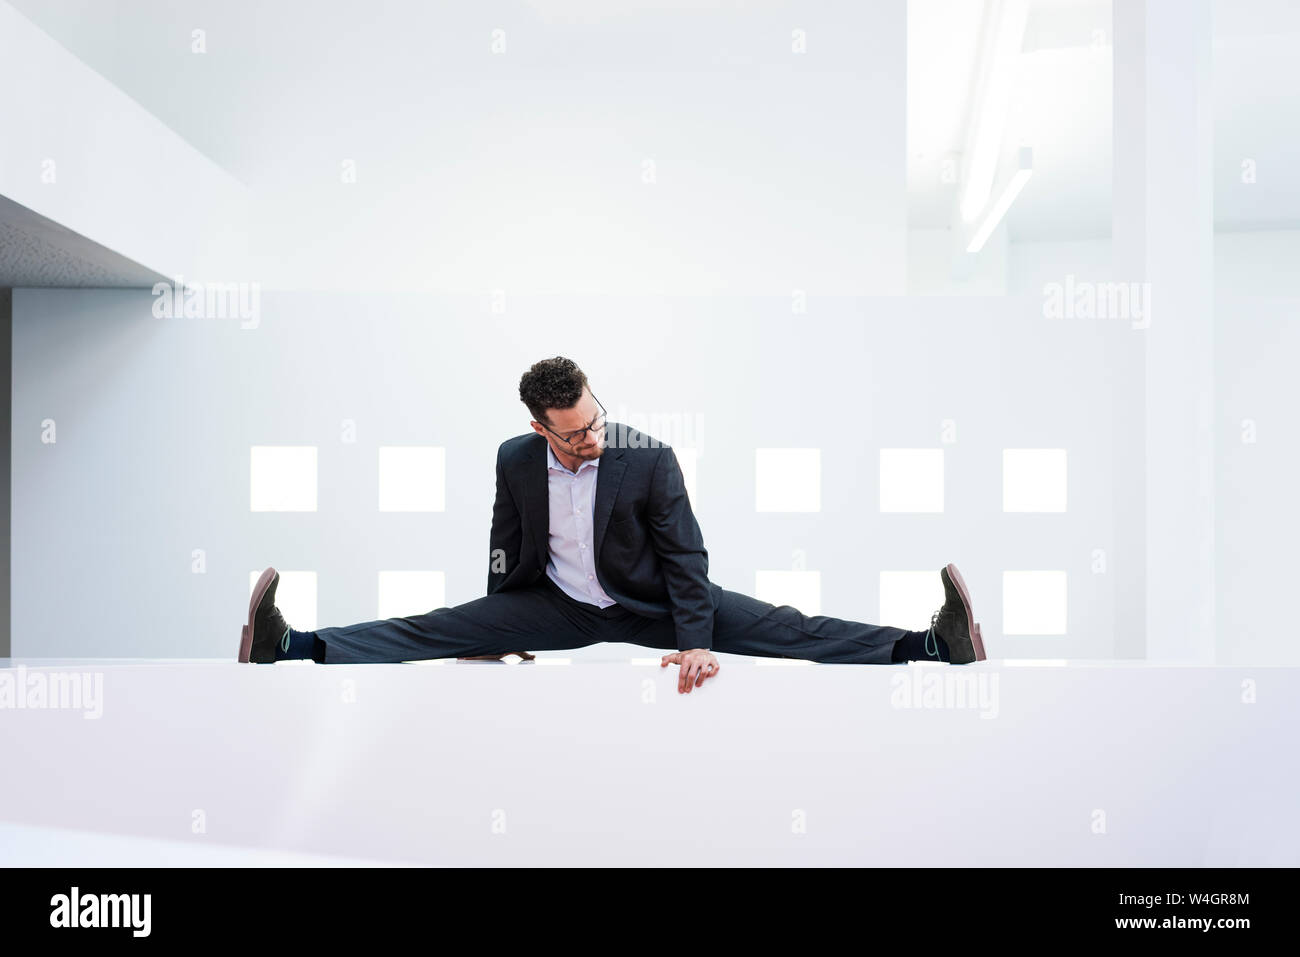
[661,648,720,693]
[457,651,536,662]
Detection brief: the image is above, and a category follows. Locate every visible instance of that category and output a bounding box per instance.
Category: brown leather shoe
[239,567,290,664]
[929,563,986,664]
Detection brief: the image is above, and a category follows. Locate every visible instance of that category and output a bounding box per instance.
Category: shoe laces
[925,610,943,659]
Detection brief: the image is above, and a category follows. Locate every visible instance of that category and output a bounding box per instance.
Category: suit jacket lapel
[591,437,626,570]
[524,435,550,566]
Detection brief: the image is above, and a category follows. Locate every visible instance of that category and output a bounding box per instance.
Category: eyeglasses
[541,394,607,447]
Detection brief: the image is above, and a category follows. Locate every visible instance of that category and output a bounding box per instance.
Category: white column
[1142,0,1215,661]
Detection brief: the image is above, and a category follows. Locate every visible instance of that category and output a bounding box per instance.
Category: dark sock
[890,628,950,663]
[275,627,326,663]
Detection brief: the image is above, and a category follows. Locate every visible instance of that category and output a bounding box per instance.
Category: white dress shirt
[544,441,617,608]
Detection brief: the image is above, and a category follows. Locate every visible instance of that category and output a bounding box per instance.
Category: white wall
[13,285,1129,659]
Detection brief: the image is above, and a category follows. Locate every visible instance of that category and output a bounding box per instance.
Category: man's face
[535,387,605,461]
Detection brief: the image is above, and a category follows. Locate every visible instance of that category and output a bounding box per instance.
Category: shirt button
[579,543,586,549]
[588,574,594,580]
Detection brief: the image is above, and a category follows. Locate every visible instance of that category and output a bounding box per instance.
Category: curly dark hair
[519,356,590,425]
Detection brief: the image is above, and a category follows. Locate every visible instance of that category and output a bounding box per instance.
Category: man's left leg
[591,566,984,664]
[708,563,986,664]
[616,583,932,664]
[708,585,929,664]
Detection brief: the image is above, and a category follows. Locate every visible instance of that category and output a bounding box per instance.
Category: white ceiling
[0,195,165,287]
[6,0,1298,265]
[906,0,1300,240]
[908,0,1114,238]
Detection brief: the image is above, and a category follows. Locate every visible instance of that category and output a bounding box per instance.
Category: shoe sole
[943,563,986,662]
[239,566,278,663]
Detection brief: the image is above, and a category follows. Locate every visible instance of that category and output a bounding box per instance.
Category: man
[238,356,987,692]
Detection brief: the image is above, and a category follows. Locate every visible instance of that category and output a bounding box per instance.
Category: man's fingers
[689,659,719,690]
[684,660,701,693]
[665,654,718,691]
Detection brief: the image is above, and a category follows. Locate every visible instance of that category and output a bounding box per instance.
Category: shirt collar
[546,440,598,475]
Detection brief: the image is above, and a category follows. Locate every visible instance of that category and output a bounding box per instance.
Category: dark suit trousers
[313,574,911,665]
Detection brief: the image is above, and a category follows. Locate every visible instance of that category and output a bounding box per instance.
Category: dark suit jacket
[487,422,717,651]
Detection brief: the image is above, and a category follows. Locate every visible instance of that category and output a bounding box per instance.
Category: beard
[572,428,606,459]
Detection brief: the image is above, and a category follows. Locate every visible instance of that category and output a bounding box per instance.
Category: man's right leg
[312,580,601,663]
